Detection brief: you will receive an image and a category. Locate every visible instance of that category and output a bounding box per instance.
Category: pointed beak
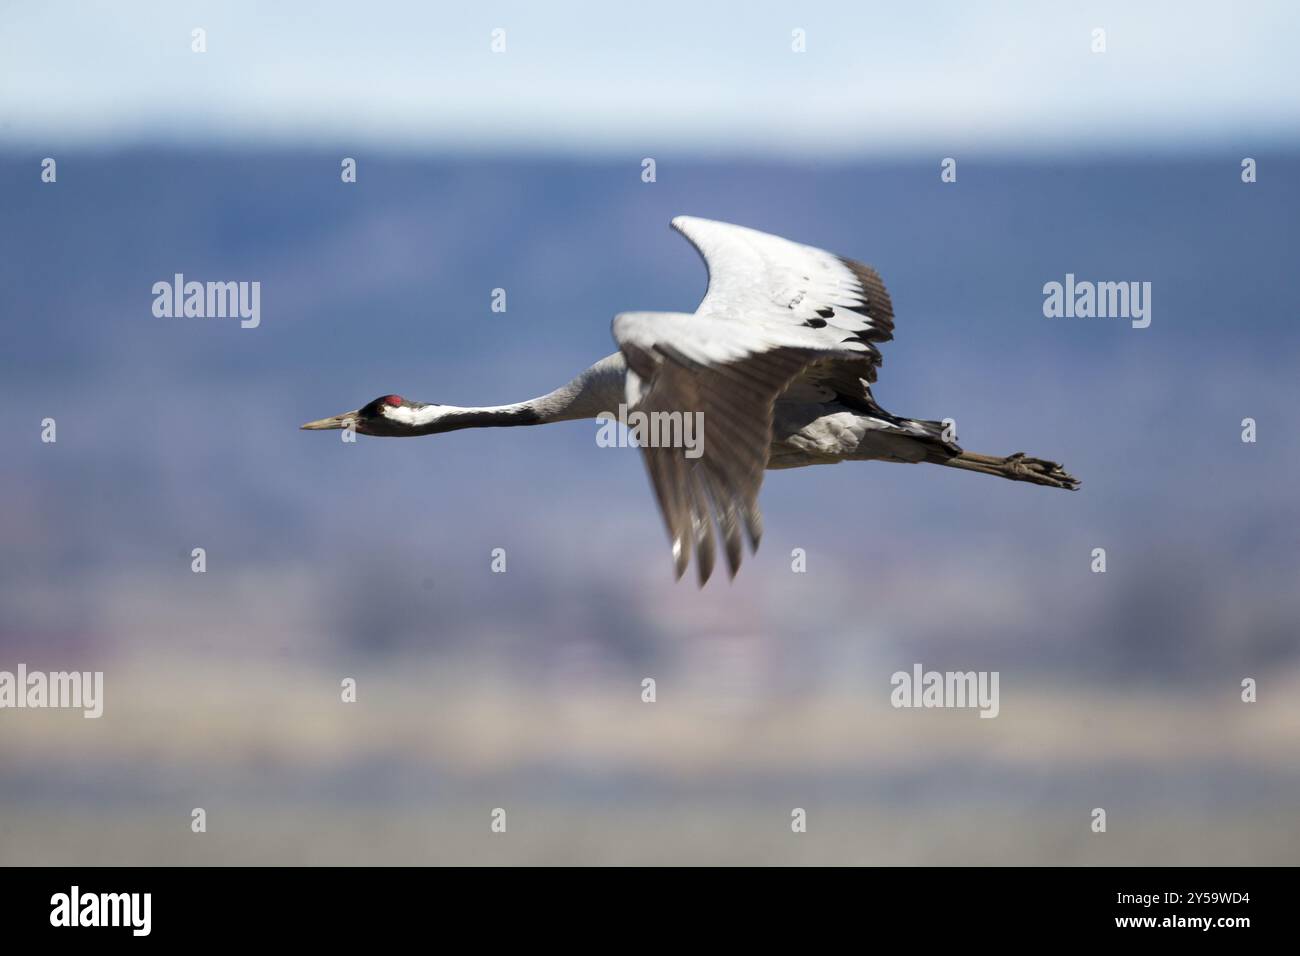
[300,411,357,431]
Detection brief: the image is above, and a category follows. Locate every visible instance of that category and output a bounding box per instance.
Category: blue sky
[4,0,1298,156]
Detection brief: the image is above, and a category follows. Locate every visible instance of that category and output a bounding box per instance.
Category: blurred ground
[2,659,1298,865]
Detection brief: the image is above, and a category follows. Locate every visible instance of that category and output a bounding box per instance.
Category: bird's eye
[384,395,404,407]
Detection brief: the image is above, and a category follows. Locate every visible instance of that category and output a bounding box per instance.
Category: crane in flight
[303,216,1078,584]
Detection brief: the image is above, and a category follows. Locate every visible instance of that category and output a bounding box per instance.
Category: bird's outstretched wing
[611,216,898,584]
[671,215,895,372]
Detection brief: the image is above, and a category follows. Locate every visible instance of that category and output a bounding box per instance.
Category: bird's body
[770,401,941,469]
[304,216,1078,584]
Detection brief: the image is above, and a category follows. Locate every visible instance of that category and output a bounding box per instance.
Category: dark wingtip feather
[672,538,689,580]
[694,535,715,586]
[743,506,763,552]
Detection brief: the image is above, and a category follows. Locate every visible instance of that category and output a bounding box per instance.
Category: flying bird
[303,216,1078,584]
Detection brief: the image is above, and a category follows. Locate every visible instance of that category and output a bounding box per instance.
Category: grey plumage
[611,217,1077,584]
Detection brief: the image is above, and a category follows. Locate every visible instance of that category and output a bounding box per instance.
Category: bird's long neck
[411,353,627,435]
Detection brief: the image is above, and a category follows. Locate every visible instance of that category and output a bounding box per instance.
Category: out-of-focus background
[2,1,1298,865]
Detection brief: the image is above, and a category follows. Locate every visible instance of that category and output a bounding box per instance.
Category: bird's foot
[1000,452,1080,490]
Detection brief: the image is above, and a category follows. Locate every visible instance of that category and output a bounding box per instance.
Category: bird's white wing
[612,217,896,584]
[671,215,895,380]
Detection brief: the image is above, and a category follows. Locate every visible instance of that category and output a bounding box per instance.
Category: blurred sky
[3,0,1299,156]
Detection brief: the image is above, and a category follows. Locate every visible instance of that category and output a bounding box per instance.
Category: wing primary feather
[688,469,717,586]
[642,446,690,579]
[698,465,743,577]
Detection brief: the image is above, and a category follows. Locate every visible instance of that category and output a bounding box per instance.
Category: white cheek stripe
[382,404,441,426]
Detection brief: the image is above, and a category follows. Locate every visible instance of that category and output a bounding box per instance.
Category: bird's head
[300,394,445,436]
